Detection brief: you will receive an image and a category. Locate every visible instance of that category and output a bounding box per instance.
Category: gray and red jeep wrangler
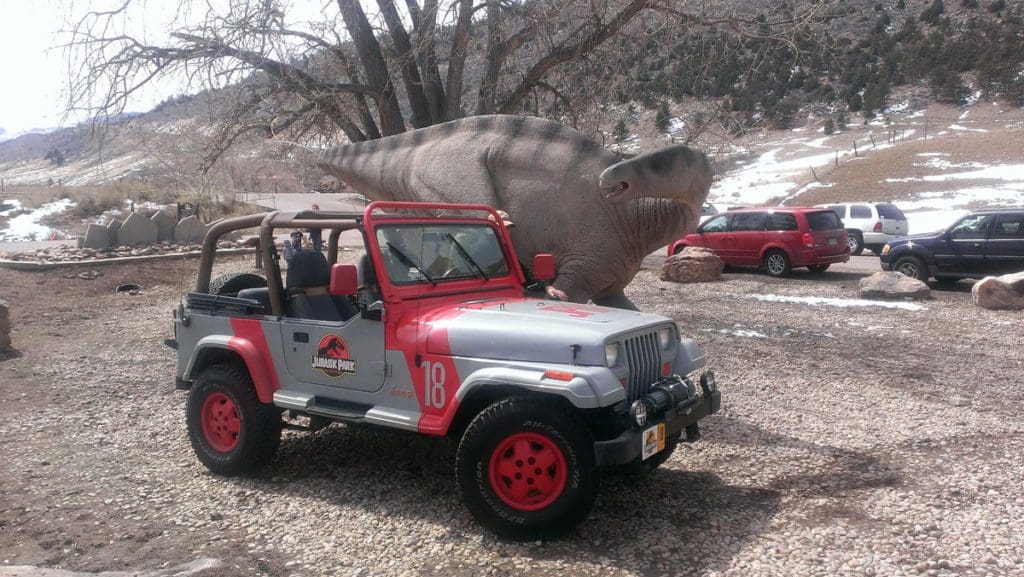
[168,201,720,540]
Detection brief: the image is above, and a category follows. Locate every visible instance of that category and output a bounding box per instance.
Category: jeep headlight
[658,327,674,350]
[605,342,619,367]
[881,244,890,255]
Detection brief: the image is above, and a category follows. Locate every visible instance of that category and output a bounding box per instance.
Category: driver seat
[285,251,355,321]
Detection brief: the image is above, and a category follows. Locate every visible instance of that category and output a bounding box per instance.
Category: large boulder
[660,247,724,283]
[972,271,1024,310]
[151,210,176,241]
[859,271,931,300]
[81,222,111,250]
[0,298,10,351]
[174,215,208,243]
[116,212,159,246]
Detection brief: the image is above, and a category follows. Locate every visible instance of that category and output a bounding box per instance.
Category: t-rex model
[317,114,713,310]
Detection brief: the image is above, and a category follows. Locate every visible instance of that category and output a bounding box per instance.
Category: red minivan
[667,207,850,276]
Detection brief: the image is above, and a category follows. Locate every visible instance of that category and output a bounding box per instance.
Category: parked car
[668,207,850,276]
[818,202,909,256]
[879,207,1024,283]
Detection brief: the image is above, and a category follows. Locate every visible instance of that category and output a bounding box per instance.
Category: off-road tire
[763,249,792,277]
[808,264,830,273]
[611,431,682,476]
[847,231,864,256]
[209,272,267,297]
[455,397,598,541]
[186,364,282,476]
[894,256,928,282]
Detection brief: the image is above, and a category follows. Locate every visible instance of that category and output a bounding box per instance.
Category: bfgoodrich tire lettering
[186,364,282,476]
[456,398,598,540]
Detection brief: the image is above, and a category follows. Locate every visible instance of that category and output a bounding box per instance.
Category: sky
[0,0,337,140]
[0,0,76,137]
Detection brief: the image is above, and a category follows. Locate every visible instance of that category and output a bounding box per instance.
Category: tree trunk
[377,0,432,127]
[444,0,474,120]
[336,0,406,136]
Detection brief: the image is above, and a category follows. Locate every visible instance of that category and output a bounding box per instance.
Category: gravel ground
[1,252,1022,577]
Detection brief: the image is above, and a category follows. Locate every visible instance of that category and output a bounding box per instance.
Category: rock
[972,271,1024,310]
[859,271,930,300]
[151,210,176,242]
[117,212,159,246]
[81,223,111,250]
[174,215,208,243]
[659,247,724,283]
[0,298,10,351]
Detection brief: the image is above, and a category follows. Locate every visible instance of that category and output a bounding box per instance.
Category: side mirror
[533,253,556,282]
[330,264,359,296]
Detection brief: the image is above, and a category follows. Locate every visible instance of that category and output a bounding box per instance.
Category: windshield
[375,223,511,284]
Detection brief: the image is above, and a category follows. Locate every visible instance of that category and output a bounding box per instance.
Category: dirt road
[1,255,1021,577]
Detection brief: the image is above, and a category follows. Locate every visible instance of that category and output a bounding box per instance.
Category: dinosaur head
[598,144,713,208]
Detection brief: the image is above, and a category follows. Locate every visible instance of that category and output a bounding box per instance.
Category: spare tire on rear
[209,272,266,297]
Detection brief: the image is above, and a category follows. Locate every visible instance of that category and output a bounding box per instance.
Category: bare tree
[63,0,836,170]
[64,0,656,162]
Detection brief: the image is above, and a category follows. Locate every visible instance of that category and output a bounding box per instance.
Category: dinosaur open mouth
[604,182,629,200]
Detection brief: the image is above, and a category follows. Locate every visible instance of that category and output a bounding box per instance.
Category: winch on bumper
[594,372,721,467]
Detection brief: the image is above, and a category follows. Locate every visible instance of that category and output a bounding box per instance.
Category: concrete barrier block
[82,223,112,250]
[151,210,176,242]
[117,212,159,246]
[174,215,208,243]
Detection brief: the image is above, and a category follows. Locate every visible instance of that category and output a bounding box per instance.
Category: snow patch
[734,293,927,311]
[0,198,75,241]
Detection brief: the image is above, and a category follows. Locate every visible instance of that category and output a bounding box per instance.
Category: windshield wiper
[385,242,436,286]
[445,233,489,280]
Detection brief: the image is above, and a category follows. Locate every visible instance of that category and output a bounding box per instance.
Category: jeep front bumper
[593,373,721,467]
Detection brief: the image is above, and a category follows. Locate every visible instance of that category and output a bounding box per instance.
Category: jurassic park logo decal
[311,334,357,378]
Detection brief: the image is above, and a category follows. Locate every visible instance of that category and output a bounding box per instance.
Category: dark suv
[879,208,1024,283]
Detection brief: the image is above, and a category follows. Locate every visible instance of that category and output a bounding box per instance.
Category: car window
[730,212,767,232]
[992,213,1024,238]
[876,203,906,220]
[850,205,872,219]
[375,223,510,284]
[700,215,728,233]
[949,215,994,239]
[765,211,798,231]
[806,210,843,231]
[825,205,846,218]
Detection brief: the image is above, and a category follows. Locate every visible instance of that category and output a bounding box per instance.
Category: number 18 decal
[423,361,447,409]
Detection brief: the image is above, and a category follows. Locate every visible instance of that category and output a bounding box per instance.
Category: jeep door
[940,214,994,274]
[279,316,387,393]
[984,212,1024,274]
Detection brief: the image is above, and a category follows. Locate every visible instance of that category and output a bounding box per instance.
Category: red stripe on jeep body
[228,318,280,403]
[387,300,469,435]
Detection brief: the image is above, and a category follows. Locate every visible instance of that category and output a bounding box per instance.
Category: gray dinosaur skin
[317,115,713,309]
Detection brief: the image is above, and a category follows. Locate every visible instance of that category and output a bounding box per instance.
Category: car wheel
[808,264,830,273]
[894,256,928,282]
[611,432,681,476]
[865,244,884,256]
[847,231,864,256]
[673,244,688,255]
[186,364,282,476]
[209,272,267,297]
[455,397,598,541]
[763,250,791,277]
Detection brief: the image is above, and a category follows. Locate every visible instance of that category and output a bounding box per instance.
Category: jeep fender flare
[454,365,624,410]
[674,338,707,375]
[184,335,279,403]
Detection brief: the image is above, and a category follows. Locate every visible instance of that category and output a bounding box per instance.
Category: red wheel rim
[201,392,241,452]
[488,432,567,511]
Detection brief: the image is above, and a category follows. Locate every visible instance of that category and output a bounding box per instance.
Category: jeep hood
[418,298,673,365]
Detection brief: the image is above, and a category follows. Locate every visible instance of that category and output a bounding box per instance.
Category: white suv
[818,202,908,255]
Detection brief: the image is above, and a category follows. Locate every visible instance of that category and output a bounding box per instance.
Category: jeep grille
[624,332,663,402]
